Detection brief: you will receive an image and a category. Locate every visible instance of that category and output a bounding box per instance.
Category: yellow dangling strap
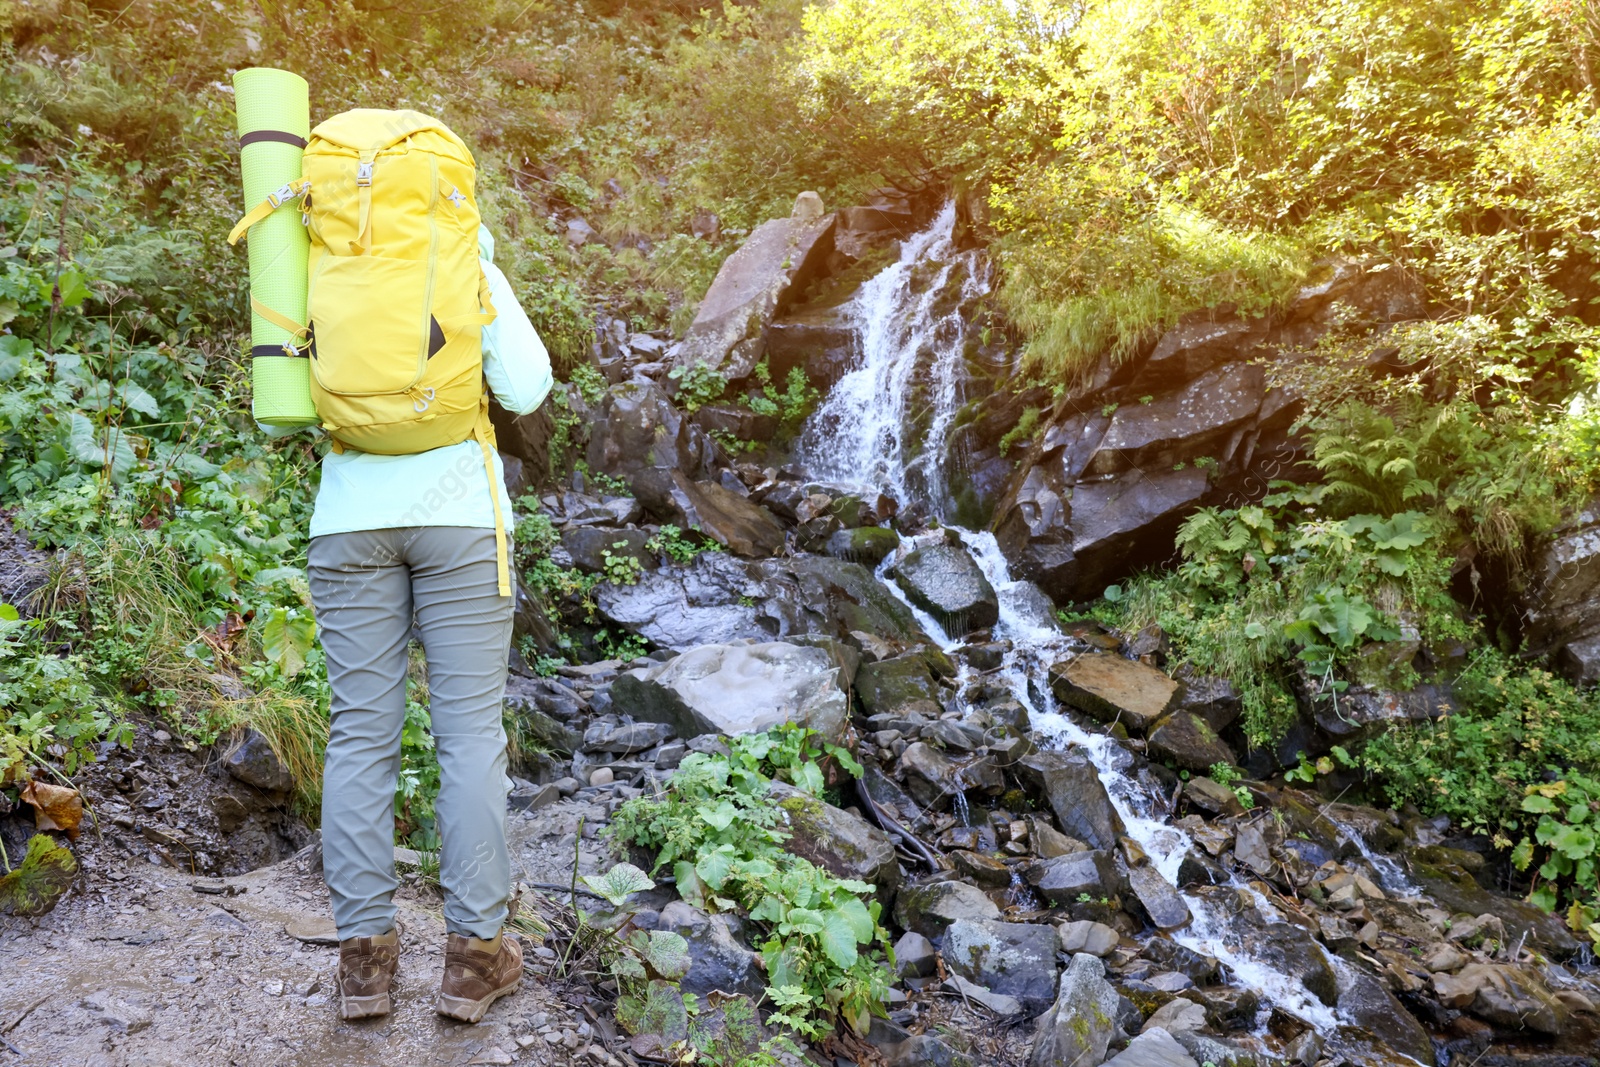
[250,296,309,343]
[228,179,310,245]
[472,403,511,598]
[350,151,376,255]
[435,270,499,332]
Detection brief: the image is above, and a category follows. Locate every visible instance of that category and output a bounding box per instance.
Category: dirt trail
[1,801,617,1067]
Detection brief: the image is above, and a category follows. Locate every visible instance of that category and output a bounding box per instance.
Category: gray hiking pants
[309,527,514,941]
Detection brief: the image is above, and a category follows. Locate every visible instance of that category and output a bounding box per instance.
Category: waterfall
[799,207,1386,1040]
[795,202,989,515]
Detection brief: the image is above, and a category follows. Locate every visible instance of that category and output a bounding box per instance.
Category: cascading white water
[799,206,1403,1039]
[795,202,989,514]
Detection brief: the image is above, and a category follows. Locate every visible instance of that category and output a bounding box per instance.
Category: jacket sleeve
[480,258,553,417]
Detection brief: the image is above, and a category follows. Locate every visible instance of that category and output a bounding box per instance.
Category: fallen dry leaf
[20,779,84,839]
[0,833,78,917]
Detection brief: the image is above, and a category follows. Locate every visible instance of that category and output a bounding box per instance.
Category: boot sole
[435,976,521,1024]
[340,991,393,1020]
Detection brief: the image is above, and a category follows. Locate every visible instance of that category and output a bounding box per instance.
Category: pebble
[516,1034,541,1049]
[468,1048,513,1066]
[262,980,284,996]
[589,767,614,787]
[304,993,330,1008]
[544,1032,564,1045]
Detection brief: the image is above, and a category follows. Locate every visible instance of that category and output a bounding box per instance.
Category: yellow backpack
[229,108,510,595]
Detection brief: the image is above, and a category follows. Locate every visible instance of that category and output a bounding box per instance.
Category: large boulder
[1049,653,1180,734]
[1145,711,1236,771]
[595,553,930,651]
[1432,962,1567,1036]
[1336,968,1436,1064]
[1016,751,1126,852]
[633,468,785,558]
[1125,864,1192,930]
[892,542,1000,634]
[1086,364,1263,476]
[585,380,715,480]
[1029,953,1123,1067]
[1404,852,1583,958]
[1103,1028,1199,1067]
[942,919,1060,1016]
[856,653,940,715]
[768,780,900,900]
[1025,851,1124,905]
[1520,496,1600,682]
[611,642,849,743]
[1067,469,1212,600]
[764,301,859,389]
[658,901,765,1000]
[893,880,1000,942]
[671,194,837,382]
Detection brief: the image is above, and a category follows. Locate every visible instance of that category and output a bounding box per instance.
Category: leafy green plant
[667,362,729,413]
[727,723,863,797]
[601,542,645,587]
[997,406,1041,457]
[647,524,718,564]
[611,727,892,1040]
[1512,775,1600,942]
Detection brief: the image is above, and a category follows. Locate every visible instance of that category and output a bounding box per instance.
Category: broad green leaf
[644,930,691,980]
[1568,802,1592,826]
[673,860,707,910]
[1521,795,1557,814]
[818,909,859,968]
[695,846,734,891]
[1243,621,1268,640]
[1511,838,1535,870]
[1550,825,1596,861]
[834,894,874,942]
[791,761,825,796]
[582,862,655,907]
[784,906,826,935]
[700,799,738,832]
[261,607,316,679]
[1531,884,1559,912]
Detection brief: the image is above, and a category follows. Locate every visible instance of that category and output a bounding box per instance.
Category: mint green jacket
[264,226,553,539]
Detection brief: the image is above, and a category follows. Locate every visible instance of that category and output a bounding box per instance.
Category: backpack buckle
[267,182,297,207]
[356,162,374,187]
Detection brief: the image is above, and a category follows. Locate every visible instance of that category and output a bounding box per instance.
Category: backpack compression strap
[228,179,311,245]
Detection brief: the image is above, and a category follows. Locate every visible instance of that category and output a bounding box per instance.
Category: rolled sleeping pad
[234,67,317,427]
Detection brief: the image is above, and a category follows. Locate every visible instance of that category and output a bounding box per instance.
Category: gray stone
[585,380,714,481]
[633,468,785,558]
[768,780,900,899]
[893,543,1000,634]
[883,1034,972,1067]
[1433,962,1565,1037]
[898,742,1003,810]
[658,901,764,999]
[223,729,293,793]
[1103,1028,1200,1067]
[508,705,584,756]
[611,642,849,743]
[1126,864,1192,930]
[894,930,937,978]
[1017,751,1126,851]
[1066,468,1212,600]
[857,654,940,716]
[1336,968,1436,1064]
[893,880,1000,941]
[1025,851,1123,905]
[1048,653,1179,734]
[1183,777,1245,817]
[1057,920,1119,957]
[1170,1032,1263,1067]
[1146,711,1236,771]
[671,202,836,381]
[943,919,1060,1015]
[1142,998,1207,1034]
[1174,671,1242,733]
[1029,953,1123,1067]
[503,675,587,721]
[1089,364,1264,476]
[766,302,859,389]
[583,721,672,755]
[944,974,1024,1016]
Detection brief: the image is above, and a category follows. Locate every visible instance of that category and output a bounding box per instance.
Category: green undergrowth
[610,724,892,1041]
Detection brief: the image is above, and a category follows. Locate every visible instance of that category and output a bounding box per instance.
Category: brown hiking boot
[437,930,522,1023]
[337,928,400,1020]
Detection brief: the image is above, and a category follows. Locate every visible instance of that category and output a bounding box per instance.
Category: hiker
[240,111,552,1022]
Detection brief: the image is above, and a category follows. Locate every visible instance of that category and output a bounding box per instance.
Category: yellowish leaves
[20,780,84,839]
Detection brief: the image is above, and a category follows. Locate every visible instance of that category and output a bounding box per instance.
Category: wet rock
[508,705,584,755]
[1205,887,1337,1005]
[1185,986,1259,1031]
[691,403,777,445]
[1146,711,1236,771]
[943,919,1060,1015]
[632,468,785,558]
[893,880,1001,941]
[1139,940,1218,984]
[612,642,849,743]
[1057,920,1119,957]
[1103,1027,1199,1067]
[993,465,1077,597]
[1518,494,1600,682]
[1171,1032,1263,1067]
[1049,653,1179,735]
[898,742,1003,809]
[1173,671,1242,733]
[503,675,587,721]
[586,380,714,480]
[223,730,292,793]
[1028,817,1087,859]
[857,654,940,716]
[1304,680,1453,740]
[560,527,651,574]
[658,901,765,1000]
[1025,851,1123,905]
[765,302,860,389]
[825,526,900,567]
[672,196,836,382]
[1336,968,1436,1064]
[1126,865,1192,930]
[583,721,672,755]
[769,780,899,899]
[893,542,1000,634]
[950,850,1012,887]
[1029,953,1123,1067]
[1017,751,1127,851]
[1433,962,1566,1035]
